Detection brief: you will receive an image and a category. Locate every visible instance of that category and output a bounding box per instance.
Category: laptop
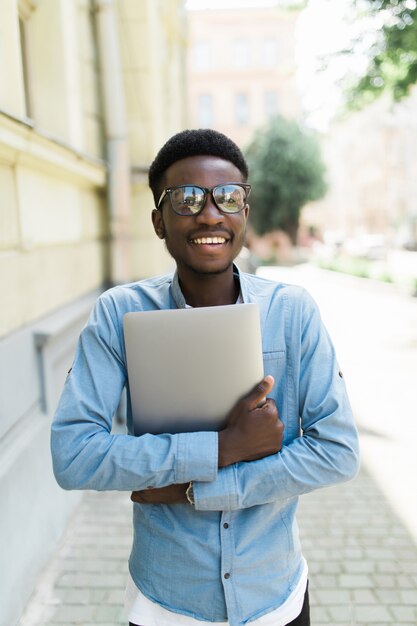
[123,303,264,435]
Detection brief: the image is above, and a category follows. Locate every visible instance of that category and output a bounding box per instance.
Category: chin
[187,260,234,276]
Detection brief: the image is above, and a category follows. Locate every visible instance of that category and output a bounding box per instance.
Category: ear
[152,209,165,239]
[243,203,250,220]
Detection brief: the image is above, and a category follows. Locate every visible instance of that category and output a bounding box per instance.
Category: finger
[262,398,279,417]
[131,490,149,503]
[247,375,275,410]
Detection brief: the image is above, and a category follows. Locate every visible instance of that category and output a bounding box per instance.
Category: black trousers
[129,583,310,626]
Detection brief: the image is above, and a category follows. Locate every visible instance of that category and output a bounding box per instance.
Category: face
[152,155,249,278]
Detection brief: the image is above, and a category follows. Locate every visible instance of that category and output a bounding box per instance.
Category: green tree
[245,116,327,244]
[349,0,417,107]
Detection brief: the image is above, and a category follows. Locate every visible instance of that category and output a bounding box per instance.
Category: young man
[51,129,359,626]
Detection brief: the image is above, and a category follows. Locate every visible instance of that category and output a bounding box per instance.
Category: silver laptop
[123,303,264,435]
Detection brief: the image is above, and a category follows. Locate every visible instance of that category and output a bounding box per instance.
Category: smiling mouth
[190,236,228,245]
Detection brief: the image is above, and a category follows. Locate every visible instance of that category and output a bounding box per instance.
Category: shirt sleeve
[51,295,218,491]
[192,289,360,511]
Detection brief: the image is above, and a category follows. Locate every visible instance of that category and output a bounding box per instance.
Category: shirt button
[224,573,230,579]
[223,523,229,529]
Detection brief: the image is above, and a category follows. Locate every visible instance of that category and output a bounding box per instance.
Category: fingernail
[264,375,274,385]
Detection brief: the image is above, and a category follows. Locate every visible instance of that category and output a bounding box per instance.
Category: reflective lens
[168,184,250,215]
[170,186,205,215]
[213,184,247,213]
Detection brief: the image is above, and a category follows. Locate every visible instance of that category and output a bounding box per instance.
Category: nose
[195,192,225,225]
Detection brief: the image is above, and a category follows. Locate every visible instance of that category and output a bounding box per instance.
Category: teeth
[193,237,226,244]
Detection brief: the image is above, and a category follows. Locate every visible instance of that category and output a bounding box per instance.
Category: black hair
[148,128,249,206]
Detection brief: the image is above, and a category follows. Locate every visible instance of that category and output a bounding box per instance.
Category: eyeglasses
[156,183,251,216]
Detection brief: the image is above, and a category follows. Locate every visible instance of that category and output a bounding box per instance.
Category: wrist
[218,431,227,467]
[218,430,235,467]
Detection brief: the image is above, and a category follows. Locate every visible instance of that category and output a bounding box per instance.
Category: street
[257,264,417,544]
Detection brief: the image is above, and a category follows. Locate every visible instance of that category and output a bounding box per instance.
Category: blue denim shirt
[51,268,359,626]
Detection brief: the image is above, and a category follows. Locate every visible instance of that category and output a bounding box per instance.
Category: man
[51,129,359,626]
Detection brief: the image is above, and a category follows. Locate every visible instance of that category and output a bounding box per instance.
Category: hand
[218,375,283,467]
[131,483,188,504]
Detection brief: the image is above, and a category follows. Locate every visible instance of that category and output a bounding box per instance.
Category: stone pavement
[298,467,417,625]
[19,466,417,626]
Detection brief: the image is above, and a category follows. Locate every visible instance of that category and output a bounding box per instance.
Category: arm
[190,289,359,511]
[131,376,283,504]
[51,295,218,491]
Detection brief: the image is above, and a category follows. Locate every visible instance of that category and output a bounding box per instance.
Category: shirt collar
[170,264,247,309]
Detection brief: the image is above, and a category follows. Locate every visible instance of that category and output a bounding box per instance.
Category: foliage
[317,256,370,279]
[245,116,327,243]
[316,256,396,283]
[348,0,417,107]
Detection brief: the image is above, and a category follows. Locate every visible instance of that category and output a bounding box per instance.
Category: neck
[178,266,239,307]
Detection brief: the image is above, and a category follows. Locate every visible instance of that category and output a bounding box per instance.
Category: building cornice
[0,109,106,188]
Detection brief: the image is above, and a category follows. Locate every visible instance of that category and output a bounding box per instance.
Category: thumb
[247,375,275,410]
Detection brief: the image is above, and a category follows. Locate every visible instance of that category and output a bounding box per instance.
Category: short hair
[148,128,249,206]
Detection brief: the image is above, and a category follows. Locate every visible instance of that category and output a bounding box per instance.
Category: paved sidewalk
[20,466,417,626]
[298,468,417,625]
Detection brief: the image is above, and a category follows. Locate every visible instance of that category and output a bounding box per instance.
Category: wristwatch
[186,481,195,506]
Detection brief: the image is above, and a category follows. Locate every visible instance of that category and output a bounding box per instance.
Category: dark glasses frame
[156,182,251,216]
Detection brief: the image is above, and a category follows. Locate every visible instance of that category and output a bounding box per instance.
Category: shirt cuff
[175,431,218,484]
[192,464,239,511]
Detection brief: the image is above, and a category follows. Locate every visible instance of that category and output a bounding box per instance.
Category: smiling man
[51,129,359,626]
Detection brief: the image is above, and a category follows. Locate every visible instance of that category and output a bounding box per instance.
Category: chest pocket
[262,350,296,442]
[262,349,286,379]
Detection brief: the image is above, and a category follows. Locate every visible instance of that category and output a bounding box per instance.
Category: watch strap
[185,481,195,506]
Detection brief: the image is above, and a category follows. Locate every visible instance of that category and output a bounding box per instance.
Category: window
[235,93,249,125]
[265,91,278,118]
[261,39,278,68]
[198,94,213,126]
[194,41,211,70]
[232,40,250,69]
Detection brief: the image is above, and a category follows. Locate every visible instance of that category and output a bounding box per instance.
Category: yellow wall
[0,114,107,338]
[0,0,107,338]
[117,0,187,279]
[0,0,188,337]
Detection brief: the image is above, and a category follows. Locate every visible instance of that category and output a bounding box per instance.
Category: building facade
[186,5,301,148]
[0,2,186,625]
[302,88,417,249]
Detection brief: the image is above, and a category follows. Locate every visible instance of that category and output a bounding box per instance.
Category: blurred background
[1,1,416,625]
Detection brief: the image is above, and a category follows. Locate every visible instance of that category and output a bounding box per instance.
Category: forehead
[164,155,244,188]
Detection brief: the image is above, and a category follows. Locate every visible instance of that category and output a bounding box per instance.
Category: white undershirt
[125,559,308,626]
